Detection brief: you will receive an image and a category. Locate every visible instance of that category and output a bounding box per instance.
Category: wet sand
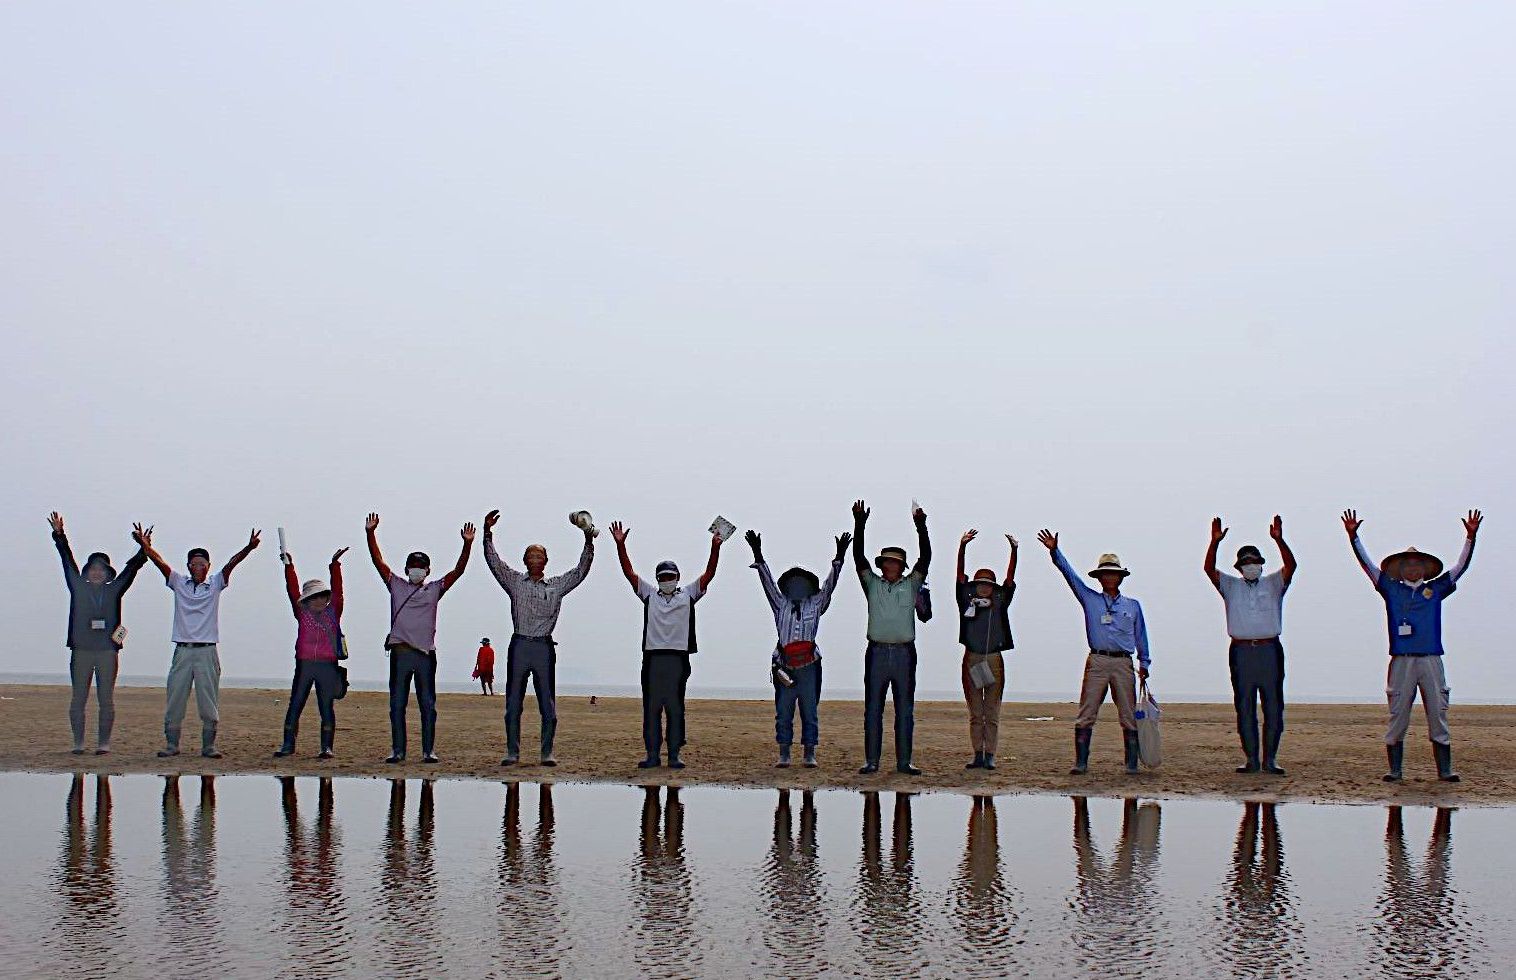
[3,684,1512,805]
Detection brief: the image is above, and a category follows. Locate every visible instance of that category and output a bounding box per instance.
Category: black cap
[1234,545,1265,568]
[406,551,431,569]
[187,547,210,563]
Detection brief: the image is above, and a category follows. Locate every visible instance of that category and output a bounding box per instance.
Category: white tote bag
[1135,682,1162,769]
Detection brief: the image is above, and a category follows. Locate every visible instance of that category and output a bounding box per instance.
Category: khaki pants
[961,652,1005,753]
[1385,654,1451,745]
[1075,653,1137,731]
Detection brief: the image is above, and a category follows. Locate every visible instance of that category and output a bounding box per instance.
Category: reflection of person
[1375,808,1470,976]
[49,512,147,755]
[483,508,596,767]
[160,775,222,962]
[279,776,348,964]
[1216,803,1301,976]
[759,789,825,969]
[745,529,848,768]
[378,779,443,978]
[1344,509,1481,782]
[631,786,698,977]
[949,795,1018,961]
[955,530,1018,771]
[53,774,118,976]
[1205,516,1297,775]
[140,527,260,759]
[611,522,722,770]
[851,500,932,775]
[275,548,349,758]
[1069,797,1163,970]
[474,639,495,696]
[1039,531,1152,775]
[366,512,474,764]
[855,792,925,975]
[498,782,566,973]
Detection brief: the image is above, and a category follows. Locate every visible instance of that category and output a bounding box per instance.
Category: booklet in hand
[709,516,737,542]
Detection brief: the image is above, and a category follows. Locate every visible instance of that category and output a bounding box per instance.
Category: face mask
[1240,564,1263,582]
[406,567,427,585]
[657,578,679,595]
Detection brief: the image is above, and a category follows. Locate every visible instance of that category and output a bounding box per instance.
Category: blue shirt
[1353,536,1473,657]
[1051,549,1150,668]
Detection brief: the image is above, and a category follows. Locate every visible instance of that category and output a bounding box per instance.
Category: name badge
[1399,624,1414,637]
[90,619,107,630]
[1423,588,1434,599]
[1101,614,1114,625]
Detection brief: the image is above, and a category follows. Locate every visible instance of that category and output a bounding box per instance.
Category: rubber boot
[274,721,297,757]
[318,723,335,758]
[983,753,997,771]
[1383,742,1404,782]
[1123,730,1140,774]
[803,746,818,768]
[502,714,521,766]
[1236,751,1261,774]
[776,744,792,768]
[966,751,985,770]
[668,750,686,770]
[201,724,222,759]
[540,719,558,766]
[1433,742,1460,783]
[1070,728,1091,775]
[1263,726,1285,775]
[158,727,182,758]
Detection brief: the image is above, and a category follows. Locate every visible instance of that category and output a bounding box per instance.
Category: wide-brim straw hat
[299,578,332,602]
[874,547,909,570]
[1087,553,1131,578]
[1381,547,1443,582]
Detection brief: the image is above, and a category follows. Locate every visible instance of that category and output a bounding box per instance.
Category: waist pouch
[780,640,818,669]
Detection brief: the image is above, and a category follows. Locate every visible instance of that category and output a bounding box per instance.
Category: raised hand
[744,529,762,557]
[1210,517,1228,544]
[961,529,978,546]
[48,512,65,535]
[247,529,262,550]
[132,522,153,548]
[851,499,870,523]
[365,512,380,532]
[281,549,294,566]
[332,547,350,563]
[711,531,725,549]
[1269,515,1284,540]
[484,509,501,531]
[1341,509,1362,537]
[835,531,852,558]
[1005,534,1019,550]
[461,522,477,542]
[1463,509,1483,539]
[913,506,928,528]
[1037,529,1059,552]
[609,521,629,544]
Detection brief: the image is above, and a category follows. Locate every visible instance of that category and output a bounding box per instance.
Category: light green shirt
[859,569,925,644]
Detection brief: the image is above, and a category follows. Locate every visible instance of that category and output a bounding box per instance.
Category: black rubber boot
[319,723,335,758]
[274,723,297,757]
[668,752,686,770]
[1070,728,1092,775]
[1383,742,1404,782]
[1263,726,1284,775]
[503,714,521,765]
[158,727,182,758]
[776,744,792,768]
[966,751,985,770]
[540,719,558,766]
[858,759,880,774]
[201,724,222,759]
[1123,730,1140,774]
[1434,742,1460,783]
[803,746,818,768]
[983,753,997,771]
[1236,751,1261,774]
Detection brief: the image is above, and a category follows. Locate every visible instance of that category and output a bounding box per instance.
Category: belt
[1090,649,1131,658]
[512,633,555,643]
[177,642,215,648]
[869,641,915,650]
[1231,637,1280,646]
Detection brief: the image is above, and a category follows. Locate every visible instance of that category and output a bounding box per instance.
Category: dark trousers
[505,635,558,756]
[641,650,690,759]
[281,660,339,751]
[775,659,823,747]
[69,649,119,748]
[389,646,438,756]
[1229,640,1285,763]
[863,641,917,766]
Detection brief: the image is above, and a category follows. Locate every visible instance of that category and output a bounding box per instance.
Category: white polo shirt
[636,578,705,653]
[168,571,228,644]
[1213,570,1288,641]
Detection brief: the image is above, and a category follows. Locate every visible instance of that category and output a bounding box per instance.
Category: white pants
[1385,655,1450,746]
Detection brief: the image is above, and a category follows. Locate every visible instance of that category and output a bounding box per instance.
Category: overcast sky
[3,2,1510,702]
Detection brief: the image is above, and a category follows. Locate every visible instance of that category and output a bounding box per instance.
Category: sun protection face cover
[1240,563,1264,582]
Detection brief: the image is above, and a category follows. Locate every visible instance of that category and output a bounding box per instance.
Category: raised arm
[851,500,871,579]
[1342,510,1380,586]
[115,526,148,592]
[1204,517,1227,588]
[816,532,850,614]
[283,554,302,615]
[910,507,931,578]
[1039,529,1095,599]
[746,531,783,611]
[134,523,173,581]
[1270,515,1297,587]
[329,549,346,616]
[481,510,520,591]
[553,533,596,595]
[365,512,391,583]
[1004,534,1018,585]
[49,513,80,586]
[440,522,475,593]
[220,529,261,585]
[956,529,975,583]
[1448,509,1481,582]
[610,522,639,591]
[696,532,722,592]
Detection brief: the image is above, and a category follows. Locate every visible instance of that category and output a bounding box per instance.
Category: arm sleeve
[1135,604,1151,669]
[1351,537,1382,587]
[483,534,521,593]
[686,580,706,603]
[554,538,595,595]
[815,559,844,615]
[115,549,147,593]
[634,578,655,600]
[284,563,301,615]
[1447,537,1475,583]
[1052,548,1095,600]
[911,523,932,578]
[330,561,344,617]
[752,560,783,612]
[53,534,80,587]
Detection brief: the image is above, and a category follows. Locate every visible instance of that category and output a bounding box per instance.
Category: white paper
[277,527,288,554]
[709,516,737,542]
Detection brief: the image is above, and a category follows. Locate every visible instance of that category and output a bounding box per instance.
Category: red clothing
[475,644,496,674]
[286,561,344,662]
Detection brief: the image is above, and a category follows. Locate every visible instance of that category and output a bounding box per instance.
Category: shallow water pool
[3,772,1511,978]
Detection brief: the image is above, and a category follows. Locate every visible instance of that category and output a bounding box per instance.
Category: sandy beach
[3,683,1512,805]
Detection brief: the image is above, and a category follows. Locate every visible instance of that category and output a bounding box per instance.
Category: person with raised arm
[1205,515,1297,776]
[482,507,596,767]
[274,545,349,759]
[745,527,849,769]
[366,512,474,765]
[956,529,1018,771]
[137,525,261,759]
[48,512,148,755]
[1343,508,1481,783]
[1038,529,1151,776]
[851,499,932,776]
[611,520,722,770]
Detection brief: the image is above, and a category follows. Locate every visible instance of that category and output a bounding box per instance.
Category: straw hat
[1381,547,1443,582]
[1086,553,1130,578]
[299,578,332,602]
[874,546,909,570]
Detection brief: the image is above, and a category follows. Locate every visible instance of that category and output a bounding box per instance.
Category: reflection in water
[279,776,350,977]
[630,785,702,979]
[758,789,828,977]
[49,774,124,975]
[946,796,1020,976]
[160,775,223,974]
[853,792,926,977]
[375,780,444,980]
[496,782,567,978]
[1375,807,1486,978]
[1070,797,1163,975]
[1214,802,1306,977]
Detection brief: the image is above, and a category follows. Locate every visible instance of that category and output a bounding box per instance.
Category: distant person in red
[474,638,496,695]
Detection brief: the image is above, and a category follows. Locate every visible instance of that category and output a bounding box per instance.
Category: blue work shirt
[1376,575,1456,656]
[1052,549,1150,668]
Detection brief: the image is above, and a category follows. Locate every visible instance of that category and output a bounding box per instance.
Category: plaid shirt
[752,559,843,657]
[484,533,594,638]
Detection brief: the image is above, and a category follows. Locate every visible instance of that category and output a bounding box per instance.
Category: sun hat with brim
[777,567,820,593]
[1381,547,1443,582]
[1086,553,1130,578]
[971,568,998,584]
[299,579,332,603]
[874,547,909,570]
[1234,545,1266,570]
[83,552,118,582]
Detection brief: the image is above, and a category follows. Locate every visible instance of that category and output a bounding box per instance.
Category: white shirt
[635,579,706,652]
[1213,570,1288,640]
[168,571,228,644]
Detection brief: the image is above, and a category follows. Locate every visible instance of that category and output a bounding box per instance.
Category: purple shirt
[385,574,449,652]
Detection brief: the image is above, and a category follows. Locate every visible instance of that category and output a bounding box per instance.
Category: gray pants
[69,649,119,748]
[1386,655,1451,745]
[505,636,557,758]
[164,643,222,750]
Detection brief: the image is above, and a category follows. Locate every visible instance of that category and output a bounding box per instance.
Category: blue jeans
[863,641,916,766]
[775,659,823,747]
[282,660,339,751]
[389,646,438,756]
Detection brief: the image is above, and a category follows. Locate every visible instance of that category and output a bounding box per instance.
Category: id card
[1101,614,1114,625]
[90,619,107,630]
[1398,623,1414,637]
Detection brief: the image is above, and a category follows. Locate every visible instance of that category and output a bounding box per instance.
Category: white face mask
[406,567,427,585]
[1240,564,1263,582]
[657,578,679,595]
